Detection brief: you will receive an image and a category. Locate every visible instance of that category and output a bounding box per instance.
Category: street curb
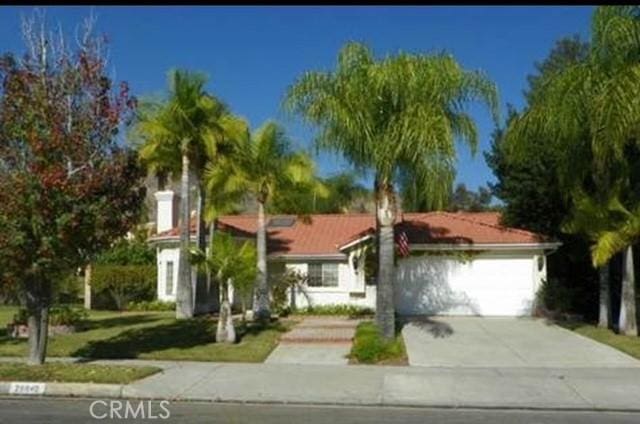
[3,384,640,413]
[0,382,124,398]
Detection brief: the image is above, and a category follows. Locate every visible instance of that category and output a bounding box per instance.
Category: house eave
[268,253,347,261]
[338,234,374,251]
[148,236,348,261]
[410,242,562,251]
[147,235,195,245]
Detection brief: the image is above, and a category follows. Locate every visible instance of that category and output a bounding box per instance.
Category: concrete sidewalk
[3,358,640,411]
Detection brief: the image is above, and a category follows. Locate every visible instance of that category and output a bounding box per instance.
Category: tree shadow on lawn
[72,317,215,359]
[80,314,165,331]
[72,317,286,359]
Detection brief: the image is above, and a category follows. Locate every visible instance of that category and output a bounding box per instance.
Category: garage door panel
[395,255,535,316]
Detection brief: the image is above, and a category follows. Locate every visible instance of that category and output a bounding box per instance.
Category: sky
[0,6,594,192]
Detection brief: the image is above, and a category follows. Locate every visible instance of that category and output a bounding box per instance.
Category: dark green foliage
[91,265,156,310]
[447,183,497,212]
[10,308,28,325]
[536,277,597,319]
[48,305,89,327]
[349,321,406,364]
[54,273,83,304]
[270,171,371,214]
[91,235,157,311]
[524,35,590,104]
[485,36,599,320]
[270,269,307,315]
[96,235,156,266]
[296,305,374,318]
[126,300,176,311]
[12,305,88,327]
[485,106,567,236]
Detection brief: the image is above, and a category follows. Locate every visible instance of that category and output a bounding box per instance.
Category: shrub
[48,305,88,326]
[350,321,406,364]
[126,300,176,311]
[96,236,156,266]
[91,265,156,310]
[55,272,83,304]
[535,277,595,320]
[11,305,87,327]
[11,308,28,325]
[270,269,308,315]
[296,304,374,318]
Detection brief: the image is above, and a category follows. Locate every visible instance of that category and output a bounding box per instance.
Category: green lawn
[0,306,292,362]
[560,321,640,360]
[349,321,408,365]
[0,362,160,384]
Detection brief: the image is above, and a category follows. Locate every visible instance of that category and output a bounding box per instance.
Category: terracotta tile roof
[398,212,545,245]
[151,212,549,256]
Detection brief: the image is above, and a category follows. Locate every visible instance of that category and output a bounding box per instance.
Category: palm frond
[284,41,498,201]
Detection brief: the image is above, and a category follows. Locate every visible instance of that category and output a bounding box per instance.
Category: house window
[308,263,339,287]
[165,261,174,295]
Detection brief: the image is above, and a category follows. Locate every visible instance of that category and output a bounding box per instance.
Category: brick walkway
[280,316,360,343]
[266,316,361,365]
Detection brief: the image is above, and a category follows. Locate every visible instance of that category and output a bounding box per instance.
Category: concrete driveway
[402,317,640,368]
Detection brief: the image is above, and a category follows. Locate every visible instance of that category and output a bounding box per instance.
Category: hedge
[91,264,156,310]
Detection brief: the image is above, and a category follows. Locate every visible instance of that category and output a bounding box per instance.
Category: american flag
[396,230,410,257]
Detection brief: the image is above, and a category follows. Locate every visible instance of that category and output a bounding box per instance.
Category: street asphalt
[2,398,640,424]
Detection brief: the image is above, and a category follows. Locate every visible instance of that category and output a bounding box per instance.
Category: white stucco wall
[395,251,544,316]
[154,245,548,315]
[284,261,376,309]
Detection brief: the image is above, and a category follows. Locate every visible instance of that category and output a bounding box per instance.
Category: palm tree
[204,121,325,323]
[134,69,239,319]
[591,196,640,336]
[284,42,498,339]
[505,6,640,335]
[270,171,371,214]
[191,232,257,343]
[562,190,626,329]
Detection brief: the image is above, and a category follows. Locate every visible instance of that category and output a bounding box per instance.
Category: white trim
[149,236,561,255]
[268,254,347,261]
[410,242,561,251]
[338,234,374,251]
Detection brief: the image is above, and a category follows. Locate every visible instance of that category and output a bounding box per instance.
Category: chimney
[155,190,177,233]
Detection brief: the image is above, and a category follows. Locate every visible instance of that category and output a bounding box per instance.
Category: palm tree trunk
[176,154,194,319]
[376,182,396,340]
[207,220,220,312]
[216,278,236,343]
[619,245,637,336]
[194,182,208,314]
[253,200,270,322]
[598,262,611,329]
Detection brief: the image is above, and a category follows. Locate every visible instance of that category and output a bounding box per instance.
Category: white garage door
[395,254,536,316]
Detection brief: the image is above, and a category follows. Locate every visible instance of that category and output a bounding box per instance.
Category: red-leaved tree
[0,12,146,364]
